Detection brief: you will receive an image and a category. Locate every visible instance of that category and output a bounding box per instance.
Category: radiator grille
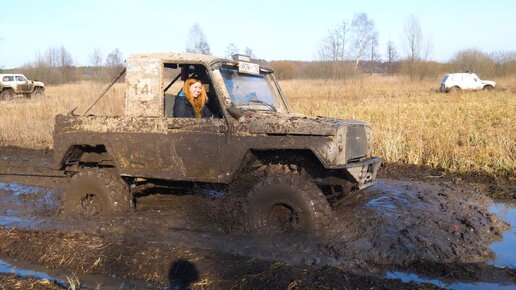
[346,125,368,161]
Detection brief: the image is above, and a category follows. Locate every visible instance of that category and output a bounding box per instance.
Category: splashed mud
[0,147,514,289]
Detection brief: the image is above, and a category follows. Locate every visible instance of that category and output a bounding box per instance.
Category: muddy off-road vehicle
[54,52,381,233]
[0,73,45,100]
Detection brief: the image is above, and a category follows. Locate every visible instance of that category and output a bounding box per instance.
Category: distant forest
[2,15,515,85]
[2,53,514,86]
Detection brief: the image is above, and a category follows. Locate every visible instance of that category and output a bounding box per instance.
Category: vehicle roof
[446,72,478,76]
[0,73,25,77]
[125,52,271,70]
[126,52,222,66]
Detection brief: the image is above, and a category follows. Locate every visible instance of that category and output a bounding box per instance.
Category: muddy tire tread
[63,168,132,216]
[248,164,333,233]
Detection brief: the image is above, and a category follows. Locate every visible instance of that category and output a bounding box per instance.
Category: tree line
[1,46,125,85]
[2,16,515,85]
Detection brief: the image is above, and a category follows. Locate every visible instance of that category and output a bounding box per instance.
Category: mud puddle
[0,258,67,288]
[0,178,514,288]
[386,271,516,290]
[384,199,516,289]
[0,182,58,229]
[489,200,516,269]
[0,256,164,289]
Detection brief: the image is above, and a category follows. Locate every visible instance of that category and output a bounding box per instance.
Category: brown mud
[0,146,514,289]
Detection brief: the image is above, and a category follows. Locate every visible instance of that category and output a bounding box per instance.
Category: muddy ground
[0,146,514,289]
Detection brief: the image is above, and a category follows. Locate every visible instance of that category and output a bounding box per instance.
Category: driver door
[164,118,227,182]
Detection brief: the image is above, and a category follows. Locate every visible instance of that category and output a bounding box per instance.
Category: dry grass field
[0,75,514,179]
[284,75,515,179]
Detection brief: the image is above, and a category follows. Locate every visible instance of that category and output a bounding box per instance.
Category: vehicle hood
[32,80,45,86]
[235,111,368,135]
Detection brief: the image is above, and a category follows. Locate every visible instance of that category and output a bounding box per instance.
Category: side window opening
[163,63,223,119]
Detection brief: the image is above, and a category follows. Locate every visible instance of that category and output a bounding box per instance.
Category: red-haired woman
[173,77,213,118]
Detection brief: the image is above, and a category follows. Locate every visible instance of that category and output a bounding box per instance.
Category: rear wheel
[62,168,133,216]
[0,89,14,101]
[448,86,461,93]
[247,165,333,234]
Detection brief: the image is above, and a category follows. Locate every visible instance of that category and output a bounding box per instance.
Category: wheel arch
[229,148,326,182]
[58,144,118,172]
[32,86,45,92]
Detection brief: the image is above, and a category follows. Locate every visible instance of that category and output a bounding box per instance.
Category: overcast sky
[1,0,515,69]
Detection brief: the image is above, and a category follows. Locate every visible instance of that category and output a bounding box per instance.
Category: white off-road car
[440,72,496,93]
[0,73,45,100]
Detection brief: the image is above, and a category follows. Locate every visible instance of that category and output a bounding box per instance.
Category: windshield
[220,66,284,112]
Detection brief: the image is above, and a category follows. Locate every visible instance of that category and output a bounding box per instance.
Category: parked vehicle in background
[440,72,496,93]
[0,73,45,100]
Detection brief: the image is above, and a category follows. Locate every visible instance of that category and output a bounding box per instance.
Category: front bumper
[341,157,382,189]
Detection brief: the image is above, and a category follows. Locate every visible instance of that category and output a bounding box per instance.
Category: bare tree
[386,40,399,74]
[403,15,433,62]
[402,15,433,79]
[90,48,103,67]
[186,23,211,55]
[319,21,349,61]
[89,48,104,81]
[106,48,123,67]
[350,13,376,71]
[39,47,59,68]
[244,47,256,59]
[105,48,124,79]
[58,46,73,67]
[369,31,379,61]
[225,43,239,59]
[404,15,423,63]
[490,50,516,76]
[24,46,75,84]
[58,46,73,82]
[386,40,398,63]
[452,49,496,77]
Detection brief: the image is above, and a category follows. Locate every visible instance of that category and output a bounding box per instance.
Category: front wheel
[31,87,45,97]
[61,168,133,216]
[247,167,333,234]
[483,85,494,91]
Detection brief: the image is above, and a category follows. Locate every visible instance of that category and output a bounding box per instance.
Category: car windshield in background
[220,67,280,111]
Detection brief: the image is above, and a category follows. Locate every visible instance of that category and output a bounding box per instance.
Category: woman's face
[189,81,202,98]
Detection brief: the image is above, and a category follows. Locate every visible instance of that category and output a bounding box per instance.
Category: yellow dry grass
[284,75,515,178]
[0,75,514,178]
[0,82,125,148]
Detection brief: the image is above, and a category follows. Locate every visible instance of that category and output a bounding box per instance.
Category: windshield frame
[218,64,289,113]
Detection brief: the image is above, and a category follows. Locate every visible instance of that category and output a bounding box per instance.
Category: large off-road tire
[247,165,333,234]
[0,89,14,101]
[31,87,45,98]
[62,168,133,216]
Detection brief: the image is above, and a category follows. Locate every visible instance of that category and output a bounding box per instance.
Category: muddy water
[0,258,66,287]
[489,201,516,269]
[0,179,514,288]
[0,256,164,289]
[385,200,516,289]
[386,271,516,290]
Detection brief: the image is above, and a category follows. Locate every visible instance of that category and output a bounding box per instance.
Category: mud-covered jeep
[54,52,381,233]
[0,73,45,100]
